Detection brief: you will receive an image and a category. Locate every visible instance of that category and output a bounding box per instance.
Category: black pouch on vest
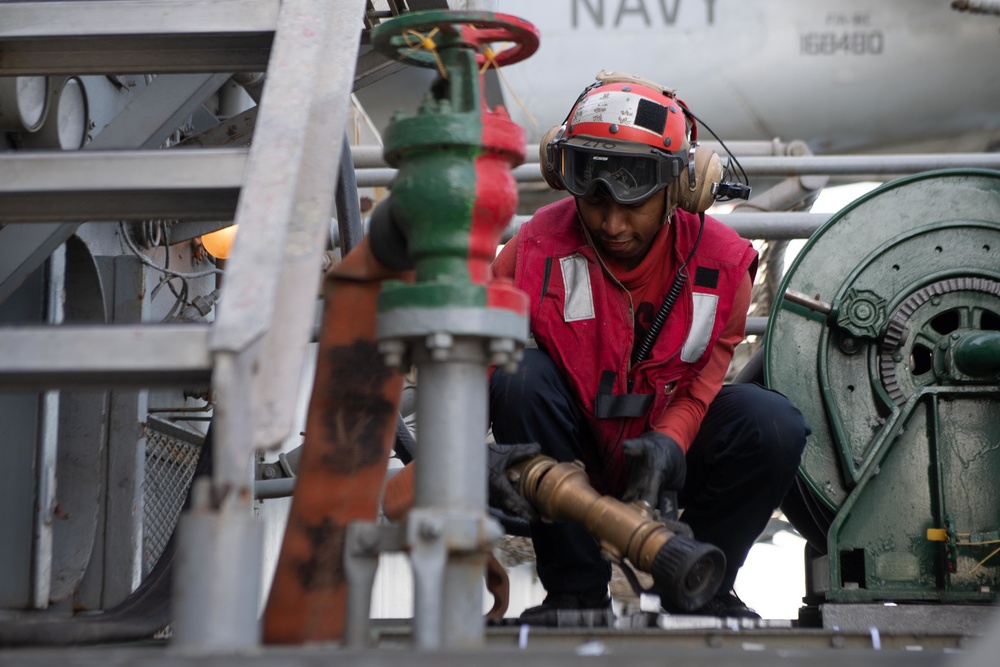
[594,370,653,419]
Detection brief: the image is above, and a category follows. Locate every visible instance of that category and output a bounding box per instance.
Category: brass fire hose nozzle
[511,456,724,612]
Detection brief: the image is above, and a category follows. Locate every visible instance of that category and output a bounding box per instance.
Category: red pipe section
[263,238,412,644]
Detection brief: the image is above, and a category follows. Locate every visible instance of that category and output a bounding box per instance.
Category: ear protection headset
[539,71,735,214]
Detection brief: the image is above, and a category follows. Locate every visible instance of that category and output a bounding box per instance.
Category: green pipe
[952,330,1000,378]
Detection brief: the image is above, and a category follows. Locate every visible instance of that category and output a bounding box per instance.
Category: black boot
[688,590,760,619]
[519,589,612,626]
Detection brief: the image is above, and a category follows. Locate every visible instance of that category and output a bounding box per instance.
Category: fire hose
[511,456,725,612]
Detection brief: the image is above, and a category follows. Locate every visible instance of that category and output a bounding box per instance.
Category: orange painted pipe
[262,238,412,644]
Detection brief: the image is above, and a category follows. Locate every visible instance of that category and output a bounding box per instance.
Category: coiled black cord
[632,212,706,366]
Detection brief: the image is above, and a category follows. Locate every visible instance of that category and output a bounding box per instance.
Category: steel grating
[141,420,204,573]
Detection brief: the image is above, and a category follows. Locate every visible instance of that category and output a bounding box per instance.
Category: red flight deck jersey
[492,197,756,494]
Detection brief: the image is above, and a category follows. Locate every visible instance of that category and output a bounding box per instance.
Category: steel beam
[351,141,1000,170]
[354,154,1000,185]
[0,641,967,665]
[172,0,368,651]
[0,1,411,80]
[88,73,235,150]
[0,325,212,389]
[0,0,279,75]
[346,139,783,170]
[736,153,1000,176]
[722,212,829,239]
[0,149,245,223]
[1,150,830,236]
[209,0,367,453]
[746,317,767,337]
[91,255,151,609]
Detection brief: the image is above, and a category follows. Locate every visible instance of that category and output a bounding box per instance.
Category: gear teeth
[879,277,1000,406]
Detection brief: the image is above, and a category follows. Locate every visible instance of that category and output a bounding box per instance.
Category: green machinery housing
[766,169,1000,604]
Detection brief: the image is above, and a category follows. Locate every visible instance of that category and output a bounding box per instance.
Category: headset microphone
[713,181,752,200]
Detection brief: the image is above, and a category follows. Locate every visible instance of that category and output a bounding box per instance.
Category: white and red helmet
[540,71,749,213]
[566,76,691,153]
[543,72,696,204]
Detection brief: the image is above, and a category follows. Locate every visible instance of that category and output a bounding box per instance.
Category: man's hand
[488,442,543,521]
[621,431,686,508]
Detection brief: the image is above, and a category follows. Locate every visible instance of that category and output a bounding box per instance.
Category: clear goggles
[553,136,685,205]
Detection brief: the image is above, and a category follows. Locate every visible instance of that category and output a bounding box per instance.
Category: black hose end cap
[651,534,725,612]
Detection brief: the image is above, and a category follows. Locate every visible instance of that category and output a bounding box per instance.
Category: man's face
[576,188,667,270]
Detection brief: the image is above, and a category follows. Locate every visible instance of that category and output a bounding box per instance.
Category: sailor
[488,72,810,622]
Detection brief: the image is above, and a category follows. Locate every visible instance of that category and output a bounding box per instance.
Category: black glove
[488,442,542,522]
[621,431,686,509]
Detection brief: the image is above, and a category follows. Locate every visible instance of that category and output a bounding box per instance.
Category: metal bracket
[343,521,406,649]
[404,508,503,649]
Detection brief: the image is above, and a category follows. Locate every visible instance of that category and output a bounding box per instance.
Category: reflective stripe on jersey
[560,254,595,321]
[681,292,719,363]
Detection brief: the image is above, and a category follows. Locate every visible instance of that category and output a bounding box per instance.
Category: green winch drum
[765,169,1000,602]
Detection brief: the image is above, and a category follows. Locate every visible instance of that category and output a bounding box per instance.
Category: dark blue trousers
[489,348,809,595]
